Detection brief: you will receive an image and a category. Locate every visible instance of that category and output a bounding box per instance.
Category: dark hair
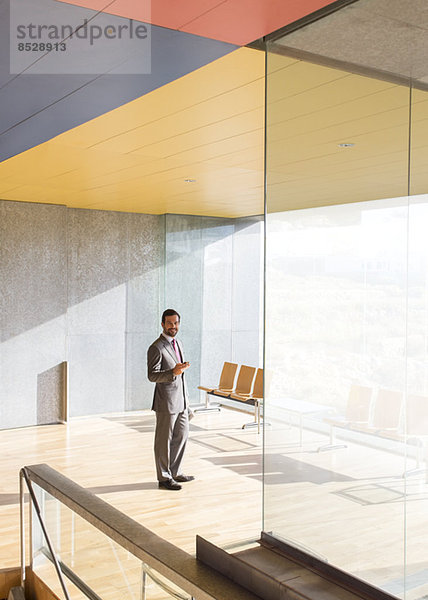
[162,309,180,323]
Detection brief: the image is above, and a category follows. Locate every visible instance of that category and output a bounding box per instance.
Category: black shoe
[158,479,182,490]
[174,474,195,483]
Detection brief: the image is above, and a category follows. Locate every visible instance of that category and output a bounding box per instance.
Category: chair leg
[257,401,260,435]
[402,439,426,478]
[193,392,221,413]
[318,425,347,452]
[242,399,260,433]
[242,400,269,433]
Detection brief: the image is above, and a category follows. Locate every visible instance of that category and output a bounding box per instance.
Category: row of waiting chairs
[197,362,264,433]
[320,385,428,471]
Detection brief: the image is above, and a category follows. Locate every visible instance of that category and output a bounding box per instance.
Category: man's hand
[173,362,190,376]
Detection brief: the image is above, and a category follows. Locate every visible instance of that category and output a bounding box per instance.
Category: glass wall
[164,214,264,404]
[264,3,428,597]
[31,483,194,600]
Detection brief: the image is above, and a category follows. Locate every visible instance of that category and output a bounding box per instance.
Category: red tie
[172,338,181,361]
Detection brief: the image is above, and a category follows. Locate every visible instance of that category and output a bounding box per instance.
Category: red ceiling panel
[180,0,341,45]
[71,0,222,31]
[56,0,340,45]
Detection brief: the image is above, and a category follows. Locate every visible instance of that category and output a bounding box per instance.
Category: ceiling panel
[265,54,428,213]
[275,0,428,85]
[55,0,340,45]
[54,50,266,150]
[0,0,237,163]
[0,47,266,217]
[3,24,428,218]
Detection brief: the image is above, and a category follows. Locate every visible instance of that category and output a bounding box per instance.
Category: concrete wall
[1,201,67,428]
[0,200,262,429]
[66,209,164,416]
[0,201,164,427]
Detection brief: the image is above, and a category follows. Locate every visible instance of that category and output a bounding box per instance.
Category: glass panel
[404,86,428,599]
[141,564,192,600]
[164,214,263,405]
[263,2,428,596]
[264,39,412,599]
[31,485,192,600]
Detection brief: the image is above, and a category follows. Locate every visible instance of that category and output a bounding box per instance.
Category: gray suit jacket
[147,335,187,413]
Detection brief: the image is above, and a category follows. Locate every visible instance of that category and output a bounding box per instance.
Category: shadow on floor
[205,453,355,485]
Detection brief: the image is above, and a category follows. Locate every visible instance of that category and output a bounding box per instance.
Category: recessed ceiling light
[338,143,355,148]
[184,178,196,183]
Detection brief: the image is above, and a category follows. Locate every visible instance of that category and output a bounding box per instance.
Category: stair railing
[19,464,247,600]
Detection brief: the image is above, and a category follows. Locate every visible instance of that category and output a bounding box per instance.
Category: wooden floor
[2,408,428,600]
[0,408,262,572]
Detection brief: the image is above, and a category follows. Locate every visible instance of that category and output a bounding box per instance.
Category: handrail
[19,469,25,587]
[20,464,260,600]
[21,469,71,600]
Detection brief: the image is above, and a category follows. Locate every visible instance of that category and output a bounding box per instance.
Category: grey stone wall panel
[0,201,262,427]
[0,200,67,343]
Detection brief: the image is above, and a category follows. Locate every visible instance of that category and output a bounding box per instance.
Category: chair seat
[324,417,352,427]
[230,393,251,401]
[199,385,234,395]
[377,429,403,441]
[348,423,375,432]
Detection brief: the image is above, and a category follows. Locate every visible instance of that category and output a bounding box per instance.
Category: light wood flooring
[1,408,428,600]
[0,408,262,571]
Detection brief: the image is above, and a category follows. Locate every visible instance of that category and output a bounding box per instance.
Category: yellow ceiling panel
[411,117,428,146]
[270,155,408,187]
[267,179,409,213]
[83,198,166,213]
[0,143,85,180]
[268,77,396,127]
[262,56,428,213]
[267,60,351,104]
[268,150,407,181]
[0,46,265,217]
[3,44,428,217]
[43,153,156,191]
[267,52,304,74]
[58,47,265,149]
[269,123,410,173]
[107,169,234,198]
[92,79,264,155]
[267,148,410,214]
[0,141,149,187]
[270,149,410,185]
[173,129,263,169]
[130,130,264,172]
[196,143,264,170]
[3,185,77,205]
[82,158,225,196]
[71,157,189,191]
[129,108,263,159]
[268,87,409,143]
[0,178,21,194]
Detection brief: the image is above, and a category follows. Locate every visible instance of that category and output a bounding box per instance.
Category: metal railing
[21,469,71,599]
[20,464,258,600]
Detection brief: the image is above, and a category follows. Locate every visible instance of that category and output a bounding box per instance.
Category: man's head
[162,309,180,337]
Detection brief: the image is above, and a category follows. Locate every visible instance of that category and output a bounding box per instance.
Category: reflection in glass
[31,485,192,600]
[264,198,411,583]
[263,17,428,596]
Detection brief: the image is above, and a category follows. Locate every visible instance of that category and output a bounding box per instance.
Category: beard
[164,327,177,337]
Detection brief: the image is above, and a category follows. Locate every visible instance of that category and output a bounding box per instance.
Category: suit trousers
[154,410,189,482]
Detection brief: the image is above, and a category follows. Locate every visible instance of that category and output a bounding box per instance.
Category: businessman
[147,309,194,491]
